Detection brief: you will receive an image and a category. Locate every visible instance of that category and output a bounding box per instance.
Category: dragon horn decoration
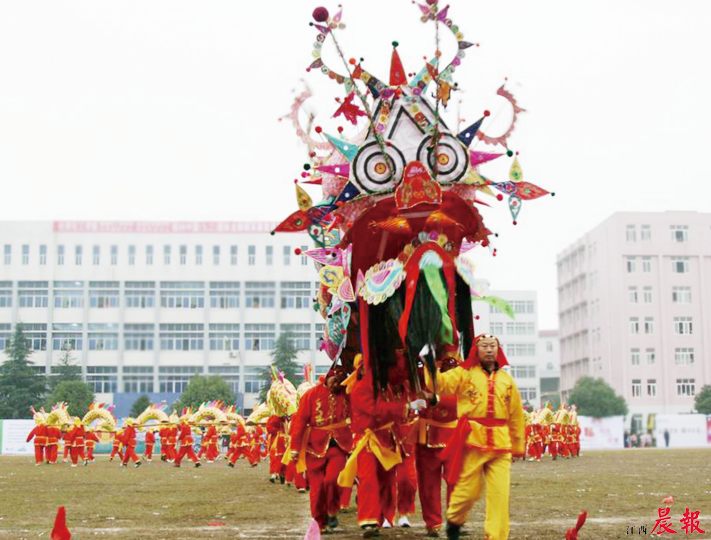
[278,1,553,394]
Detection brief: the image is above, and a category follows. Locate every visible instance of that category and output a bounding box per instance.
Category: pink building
[557,211,711,432]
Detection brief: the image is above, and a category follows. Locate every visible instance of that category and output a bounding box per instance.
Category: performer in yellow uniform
[431,334,525,540]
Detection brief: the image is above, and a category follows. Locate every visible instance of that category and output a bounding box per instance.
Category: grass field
[1,449,710,539]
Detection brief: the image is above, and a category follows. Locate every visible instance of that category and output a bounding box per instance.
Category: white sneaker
[382,519,392,529]
[397,516,411,528]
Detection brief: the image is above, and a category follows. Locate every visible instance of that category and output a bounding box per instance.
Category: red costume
[144,430,156,461]
[204,425,219,462]
[85,430,100,463]
[26,423,48,465]
[526,423,543,462]
[549,423,569,459]
[46,425,61,464]
[109,430,124,462]
[119,425,140,466]
[266,415,287,480]
[174,422,200,467]
[290,382,353,530]
[228,423,251,466]
[66,424,85,466]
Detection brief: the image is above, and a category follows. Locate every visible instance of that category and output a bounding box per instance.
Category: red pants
[197,445,207,459]
[70,446,85,465]
[230,446,250,465]
[164,444,176,462]
[549,441,569,458]
[248,446,261,466]
[86,446,95,461]
[306,445,348,528]
[356,449,397,527]
[122,446,140,465]
[175,444,199,465]
[527,442,542,460]
[416,444,455,531]
[110,445,124,461]
[206,444,219,462]
[384,452,417,523]
[286,460,307,489]
[33,445,46,464]
[63,445,70,460]
[269,450,286,476]
[340,485,353,510]
[144,444,154,460]
[47,445,58,463]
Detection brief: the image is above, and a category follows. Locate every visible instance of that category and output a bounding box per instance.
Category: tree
[258,332,301,403]
[694,385,711,415]
[568,376,628,418]
[0,323,47,418]
[48,344,82,390]
[174,375,235,412]
[47,381,95,418]
[130,395,152,418]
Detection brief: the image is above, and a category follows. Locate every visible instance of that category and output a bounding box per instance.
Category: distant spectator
[630,432,639,448]
[624,431,631,448]
[664,429,670,448]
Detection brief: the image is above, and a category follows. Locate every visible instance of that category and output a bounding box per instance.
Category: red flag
[51,506,71,540]
[565,511,587,540]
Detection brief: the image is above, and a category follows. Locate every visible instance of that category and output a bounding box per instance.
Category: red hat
[462,333,509,368]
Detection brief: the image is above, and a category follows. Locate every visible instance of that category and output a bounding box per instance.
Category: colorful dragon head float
[82,402,117,431]
[135,403,169,430]
[278,1,552,393]
[267,366,298,417]
[192,401,228,425]
[45,402,72,427]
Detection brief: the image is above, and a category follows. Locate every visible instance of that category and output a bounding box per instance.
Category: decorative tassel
[565,510,588,540]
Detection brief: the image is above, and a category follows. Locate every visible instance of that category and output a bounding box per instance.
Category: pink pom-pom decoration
[312,7,329,22]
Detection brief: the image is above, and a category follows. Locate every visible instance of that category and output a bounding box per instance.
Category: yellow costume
[435,363,525,540]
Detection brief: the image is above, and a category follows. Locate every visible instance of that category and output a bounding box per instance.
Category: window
[159,366,201,393]
[546,341,553,353]
[245,282,275,309]
[518,387,537,402]
[646,348,656,365]
[643,287,652,303]
[670,225,688,243]
[281,324,311,350]
[146,245,154,265]
[75,245,82,265]
[644,317,654,335]
[86,366,118,393]
[52,323,83,351]
[230,245,238,266]
[674,348,694,365]
[504,322,537,335]
[159,323,204,351]
[244,366,267,394]
[314,323,325,349]
[266,246,273,266]
[24,323,48,351]
[3,245,10,265]
[647,379,656,397]
[213,245,220,265]
[195,245,203,265]
[245,324,276,351]
[209,282,240,309]
[92,245,100,265]
[180,245,187,265]
[160,282,205,309]
[164,245,171,265]
[248,245,256,266]
[22,244,29,265]
[510,301,535,314]
[626,257,636,273]
[53,281,84,309]
[89,282,120,308]
[628,287,638,304]
[676,378,695,396]
[629,317,639,335]
[672,286,691,304]
[125,281,155,308]
[673,317,693,335]
[671,257,690,274]
[209,323,240,351]
[18,281,49,308]
[128,245,136,265]
[208,366,240,395]
[301,245,309,266]
[281,282,311,309]
[123,366,154,393]
[0,324,10,349]
[626,225,636,242]
[631,349,640,366]
[631,379,641,397]
[110,245,118,265]
[504,343,536,357]
[124,324,155,351]
[642,257,652,273]
[0,282,12,308]
[641,225,651,241]
[57,245,64,265]
[283,246,291,266]
[509,365,536,378]
[88,324,119,350]
[489,322,504,335]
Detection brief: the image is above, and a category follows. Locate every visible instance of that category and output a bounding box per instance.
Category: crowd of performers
[525,403,581,462]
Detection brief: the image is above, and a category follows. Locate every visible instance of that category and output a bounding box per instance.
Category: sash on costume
[337,423,401,488]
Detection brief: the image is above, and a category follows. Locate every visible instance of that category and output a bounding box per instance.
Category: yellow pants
[446,450,511,540]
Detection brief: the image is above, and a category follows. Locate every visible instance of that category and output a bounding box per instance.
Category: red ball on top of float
[312,7,329,22]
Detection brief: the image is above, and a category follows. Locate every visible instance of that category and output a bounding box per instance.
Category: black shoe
[269,475,276,483]
[161,455,167,462]
[327,515,339,530]
[279,474,285,485]
[135,461,142,468]
[446,522,461,540]
[228,462,235,468]
[362,525,381,538]
[195,462,201,468]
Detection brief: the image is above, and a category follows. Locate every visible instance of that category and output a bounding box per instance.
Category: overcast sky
[1,1,709,328]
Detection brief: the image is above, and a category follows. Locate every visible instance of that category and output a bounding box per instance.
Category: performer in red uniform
[84,428,100,464]
[66,418,85,468]
[61,424,71,462]
[416,354,459,537]
[526,419,543,462]
[174,419,201,468]
[109,429,124,462]
[228,422,251,466]
[46,423,61,464]
[119,418,141,468]
[144,429,156,462]
[204,423,220,463]
[266,415,287,483]
[26,418,48,466]
[290,367,352,533]
[165,419,179,462]
[246,425,264,466]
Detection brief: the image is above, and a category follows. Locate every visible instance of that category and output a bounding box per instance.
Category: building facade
[0,221,330,414]
[557,211,711,432]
